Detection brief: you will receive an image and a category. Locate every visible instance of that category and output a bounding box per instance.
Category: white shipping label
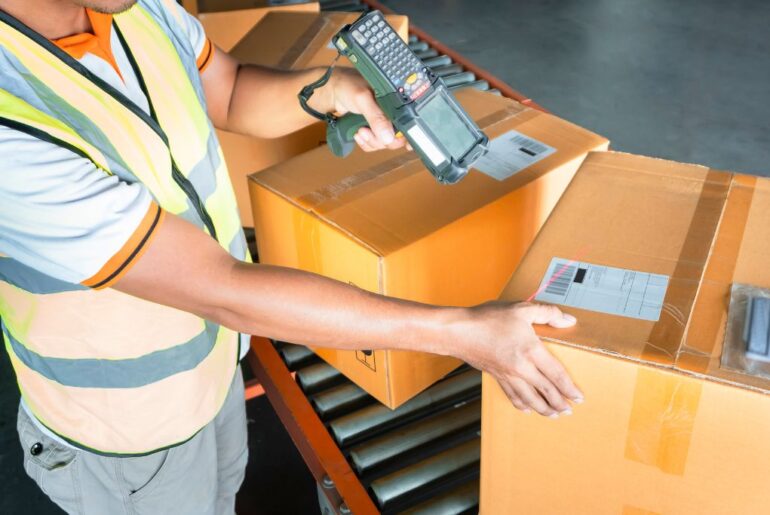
[473,129,556,180]
[534,258,670,321]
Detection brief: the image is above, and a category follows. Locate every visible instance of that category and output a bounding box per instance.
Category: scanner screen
[418,92,477,160]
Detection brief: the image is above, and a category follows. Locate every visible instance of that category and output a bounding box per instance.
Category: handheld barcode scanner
[299,11,488,185]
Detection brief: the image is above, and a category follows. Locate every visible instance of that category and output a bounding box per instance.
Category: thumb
[516,303,576,328]
[356,93,395,146]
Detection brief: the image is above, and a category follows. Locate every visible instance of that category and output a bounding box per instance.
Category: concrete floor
[385,0,770,177]
[1,0,769,513]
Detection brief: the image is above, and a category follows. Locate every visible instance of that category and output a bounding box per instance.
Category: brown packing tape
[298,152,419,209]
[678,175,758,372]
[624,367,703,476]
[641,170,732,363]
[276,15,332,69]
[296,103,531,210]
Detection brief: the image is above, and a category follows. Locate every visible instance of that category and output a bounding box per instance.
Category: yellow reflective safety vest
[0,0,249,455]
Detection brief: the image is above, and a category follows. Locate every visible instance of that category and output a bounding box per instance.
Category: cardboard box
[219,11,409,226]
[480,151,770,514]
[249,89,608,407]
[198,2,319,52]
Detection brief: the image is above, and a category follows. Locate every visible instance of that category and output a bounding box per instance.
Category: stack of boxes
[193,3,770,511]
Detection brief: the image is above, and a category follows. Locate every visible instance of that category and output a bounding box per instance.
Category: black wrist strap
[298,56,340,127]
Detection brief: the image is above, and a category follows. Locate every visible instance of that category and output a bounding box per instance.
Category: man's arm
[115,213,584,418]
[200,46,404,152]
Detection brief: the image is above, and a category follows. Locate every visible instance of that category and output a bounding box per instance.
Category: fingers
[354,92,396,147]
[354,127,406,152]
[513,354,573,414]
[354,130,378,152]
[530,344,584,403]
[516,302,576,328]
[509,377,557,418]
[497,379,530,413]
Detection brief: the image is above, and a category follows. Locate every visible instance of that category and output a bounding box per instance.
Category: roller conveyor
[270,341,482,514]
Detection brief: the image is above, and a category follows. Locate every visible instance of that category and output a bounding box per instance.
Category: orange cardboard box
[218,11,409,226]
[196,1,320,52]
[249,89,608,408]
[480,151,770,514]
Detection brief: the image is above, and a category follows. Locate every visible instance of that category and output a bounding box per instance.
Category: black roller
[369,438,480,508]
[310,382,372,419]
[414,48,439,60]
[349,399,481,474]
[295,362,344,394]
[449,79,490,92]
[329,370,480,447]
[431,63,463,77]
[400,478,479,515]
[442,71,476,88]
[320,0,364,11]
[278,344,318,370]
[408,41,429,52]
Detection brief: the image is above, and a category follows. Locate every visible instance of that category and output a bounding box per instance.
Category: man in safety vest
[0,0,583,513]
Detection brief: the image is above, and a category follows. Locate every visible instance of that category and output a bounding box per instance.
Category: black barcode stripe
[545,265,576,297]
[511,134,549,155]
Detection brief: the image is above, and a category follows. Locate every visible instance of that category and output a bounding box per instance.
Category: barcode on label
[511,134,549,156]
[544,264,576,297]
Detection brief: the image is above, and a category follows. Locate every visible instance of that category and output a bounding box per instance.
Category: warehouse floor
[383,0,770,177]
[1,0,768,514]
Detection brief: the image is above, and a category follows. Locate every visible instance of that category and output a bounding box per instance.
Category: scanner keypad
[350,13,429,99]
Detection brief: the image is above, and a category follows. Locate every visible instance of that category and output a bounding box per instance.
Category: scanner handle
[326,113,369,157]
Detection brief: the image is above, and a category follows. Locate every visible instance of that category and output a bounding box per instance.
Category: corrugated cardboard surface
[198,1,319,52]
[481,151,770,514]
[217,11,408,226]
[250,89,608,407]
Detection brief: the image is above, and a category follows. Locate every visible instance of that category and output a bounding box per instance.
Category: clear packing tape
[722,284,770,378]
[622,173,768,480]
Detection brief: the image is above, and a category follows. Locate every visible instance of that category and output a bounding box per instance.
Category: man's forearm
[214,262,473,358]
[224,65,334,138]
[117,214,583,416]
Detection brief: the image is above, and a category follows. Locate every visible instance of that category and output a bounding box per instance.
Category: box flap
[500,151,733,366]
[251,89,609,256]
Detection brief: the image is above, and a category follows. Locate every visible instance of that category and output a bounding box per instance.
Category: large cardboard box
[197,1,320,52]
[480,151,770,514]
[249,89,609,408]
[218,11,409,226]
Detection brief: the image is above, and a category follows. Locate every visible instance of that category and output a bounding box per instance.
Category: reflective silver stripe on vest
[186,129,222,204]
[0,257,87,294]
[3,320,221,388]
[0,51,137,182]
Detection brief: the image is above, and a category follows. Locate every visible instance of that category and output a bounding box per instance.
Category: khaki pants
[16,367,248,515]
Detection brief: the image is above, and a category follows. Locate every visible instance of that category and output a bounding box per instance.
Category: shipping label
[473,129,556,180]
[534,258,670,321]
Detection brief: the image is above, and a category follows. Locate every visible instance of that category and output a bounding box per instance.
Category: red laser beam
[527,246,592,302]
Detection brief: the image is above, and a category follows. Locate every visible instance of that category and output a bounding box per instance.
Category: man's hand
[457,302,583,418]
[201,47,407,152]
[321,67,407,152]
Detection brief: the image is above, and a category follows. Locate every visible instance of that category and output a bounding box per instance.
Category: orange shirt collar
[52,9,123,79]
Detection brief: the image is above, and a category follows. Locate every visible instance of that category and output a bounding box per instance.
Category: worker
[0,0,584,513]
